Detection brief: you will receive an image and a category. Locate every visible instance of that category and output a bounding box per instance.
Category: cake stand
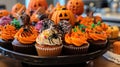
[0,40,110,67]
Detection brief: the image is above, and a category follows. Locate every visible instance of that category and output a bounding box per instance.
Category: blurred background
[0,0,120,23]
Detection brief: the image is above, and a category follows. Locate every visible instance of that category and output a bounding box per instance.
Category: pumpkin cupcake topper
[14,5,26,19]
[67,0,84,15]
[27,0,48,16]
[11,3,24,16]
[51,6,75,26]
[0,10,10,18]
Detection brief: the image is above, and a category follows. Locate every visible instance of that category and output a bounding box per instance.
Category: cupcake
[35,26,63,56]
[0,24,17,50]
[113,41,120,55]
[12,14,38,55]
[63,26,89,55]
[12,25,38,55]
[0,16,12,26]
[86,27,108,52]
[107,26,119,43]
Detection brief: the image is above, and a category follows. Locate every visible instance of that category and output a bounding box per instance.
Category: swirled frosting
[88,31,107,41]
[0,24,17,41]
[65,27,88,47]
[14,26,38,44]
[0,16,12,26]
[36,27,62,46]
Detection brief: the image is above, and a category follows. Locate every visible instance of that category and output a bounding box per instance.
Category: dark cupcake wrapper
[35,44,63,56]
[108,38,119,44]
[89,40,107,45]
[63,43,89,55]
[88,40,108,52]
[12,39,37,55]
[0,39,13,50]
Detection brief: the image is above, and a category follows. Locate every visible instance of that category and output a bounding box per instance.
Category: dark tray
[0,41,110,66]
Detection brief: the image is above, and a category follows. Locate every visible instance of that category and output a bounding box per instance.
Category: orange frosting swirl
[15,26,38,44]
[88,31,107,41]
[0,24,17,41]
[80,17,93,28]
[65,31,88,47]
[94,23,109,32]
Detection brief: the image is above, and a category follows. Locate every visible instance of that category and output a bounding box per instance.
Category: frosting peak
[36,27,62,46]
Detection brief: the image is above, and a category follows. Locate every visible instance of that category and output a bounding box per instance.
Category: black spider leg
[50,29,56,44]
[48,29,56,44]
[48,36,52,44]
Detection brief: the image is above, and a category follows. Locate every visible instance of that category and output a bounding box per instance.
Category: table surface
[0,55,120,67]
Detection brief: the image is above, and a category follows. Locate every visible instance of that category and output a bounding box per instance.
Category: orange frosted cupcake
[12,14,38,55]
[63,26,89,55]
[0,24,17,50]
[12,25,38,55]
[113,41,120,55]
[86,26,108,52]
[35,27,63,56]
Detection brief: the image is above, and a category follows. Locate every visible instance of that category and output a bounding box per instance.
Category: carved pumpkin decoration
[14,5,26,19]
[51,7,75,26]
[67,0,84,15]
[28,0,48,11]
[30,7,46,23]
[0,10,10,18]
[11,3,23,15]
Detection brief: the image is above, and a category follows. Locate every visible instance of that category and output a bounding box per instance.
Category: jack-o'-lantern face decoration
[67,0,84,15]
[0,10,9,18]
[28,0,48,11]
[11,3,23,15]
[51,7,75,26]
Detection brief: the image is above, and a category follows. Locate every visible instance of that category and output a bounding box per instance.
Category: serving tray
[0,40,110,66]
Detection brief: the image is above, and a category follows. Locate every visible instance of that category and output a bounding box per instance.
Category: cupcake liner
[0,39,13,50]
[12,39,37,55]
[63,43,89,55]
[35,44,63,56]
[88,40,107,52]
[113,42,120,55]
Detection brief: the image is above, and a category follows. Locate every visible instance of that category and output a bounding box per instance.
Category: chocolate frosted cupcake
[63,26,89,55]
[35,26,63,56]
[12,26,38,55]
[12,14,38,55]
[0,24,17,50]
[35,18,54,33]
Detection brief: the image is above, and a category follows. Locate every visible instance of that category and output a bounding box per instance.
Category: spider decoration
[48,29,62,44]
[20,14,33,37]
